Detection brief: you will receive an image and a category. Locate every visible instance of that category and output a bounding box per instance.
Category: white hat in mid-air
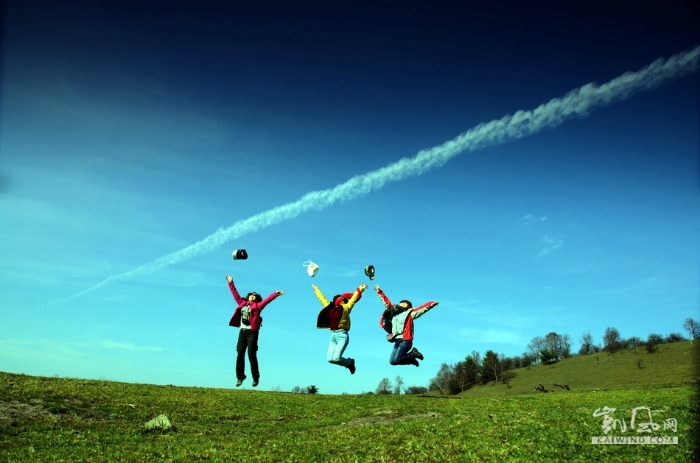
[303,260,320,277]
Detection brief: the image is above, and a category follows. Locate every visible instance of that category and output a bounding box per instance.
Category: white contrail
[49,45,700,306]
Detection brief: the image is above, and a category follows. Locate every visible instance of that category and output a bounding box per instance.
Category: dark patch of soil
[0,402,56,426]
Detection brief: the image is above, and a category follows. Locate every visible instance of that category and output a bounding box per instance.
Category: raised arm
[312,284,329,307]
[226,275,246,305]
[258,291,282,310]
[410,301,439,320]
[374,285,392,308]
[344,283,367,311]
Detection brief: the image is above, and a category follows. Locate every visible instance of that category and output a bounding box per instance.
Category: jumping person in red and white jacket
[226,274,284,387]
[375,285,438,367]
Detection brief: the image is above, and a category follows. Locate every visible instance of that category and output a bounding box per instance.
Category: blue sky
[1,0,699,394]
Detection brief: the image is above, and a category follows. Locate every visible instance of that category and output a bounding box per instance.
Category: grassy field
[449,340,699,398]
[1,370,697,462]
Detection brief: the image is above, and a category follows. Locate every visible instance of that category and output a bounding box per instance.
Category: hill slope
[451,340,698,398]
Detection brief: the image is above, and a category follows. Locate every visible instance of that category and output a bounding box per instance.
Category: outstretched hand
[276,290,285,296]
[374,285,380,291]
[359,283,368,291]
[431,302,440,308]
[225,275,233,283]
[311,284,318,290]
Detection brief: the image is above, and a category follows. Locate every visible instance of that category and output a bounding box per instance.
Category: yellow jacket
[314,286,364,331]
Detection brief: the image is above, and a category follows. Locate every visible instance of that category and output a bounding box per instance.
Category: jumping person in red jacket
[226,275,284,387]
[375,285,438,367]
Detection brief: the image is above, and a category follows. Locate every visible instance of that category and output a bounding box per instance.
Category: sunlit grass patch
[0,371,695,462]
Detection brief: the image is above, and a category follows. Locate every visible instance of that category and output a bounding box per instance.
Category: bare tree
[501,370,515,388]
[541,332,573,361]
[376,377,392,394]
[527,336,544,364]
[579,331,594,355]
[561,333,573,358]
[430,363,453,392]
[543,332,563,360]
[683,318,700,341]
[470,351,481,371]
[291,385,303,393]
[603,327,621,353]
[393,375,404,395]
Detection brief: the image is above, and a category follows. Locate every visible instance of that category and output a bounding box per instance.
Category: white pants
[327,330,351,366]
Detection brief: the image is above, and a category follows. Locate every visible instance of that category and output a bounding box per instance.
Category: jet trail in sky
[50,45,700,306]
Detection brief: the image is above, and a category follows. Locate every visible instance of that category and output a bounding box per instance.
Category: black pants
[236,329,259,381]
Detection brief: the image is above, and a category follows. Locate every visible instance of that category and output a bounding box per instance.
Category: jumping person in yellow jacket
[313,283,367,374]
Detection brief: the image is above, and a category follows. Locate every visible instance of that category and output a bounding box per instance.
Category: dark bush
[405,386,429,395]
[306,385,319,394]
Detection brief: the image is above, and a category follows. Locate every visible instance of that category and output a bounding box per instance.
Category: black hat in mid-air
[232,249,248,260]
[364,265,375,280]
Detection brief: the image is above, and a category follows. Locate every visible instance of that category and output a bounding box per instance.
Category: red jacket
[227,280,279,331]
[376,288,436,341]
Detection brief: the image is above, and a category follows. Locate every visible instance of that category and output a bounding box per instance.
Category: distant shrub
[501,371,515,388]
[666,332,685,343]
[520,353,536,367]
[405,386,429,395]
[539,349,557,365]
[645,333,664,353]
[306,385,319,395]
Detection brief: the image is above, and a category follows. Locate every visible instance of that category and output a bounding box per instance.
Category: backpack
[317,305,331,329]
[380,305,406,334]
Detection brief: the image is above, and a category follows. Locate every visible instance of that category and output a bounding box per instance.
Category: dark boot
[411,348,424,361]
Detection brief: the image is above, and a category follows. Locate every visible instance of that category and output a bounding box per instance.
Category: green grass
[449,340,699,398]
[1,370,697,462]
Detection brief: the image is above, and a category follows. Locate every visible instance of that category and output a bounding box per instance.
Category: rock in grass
[144,414,172,431]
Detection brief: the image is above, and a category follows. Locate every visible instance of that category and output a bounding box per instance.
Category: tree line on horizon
[423,317,700,395]
[288,318,699,396]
